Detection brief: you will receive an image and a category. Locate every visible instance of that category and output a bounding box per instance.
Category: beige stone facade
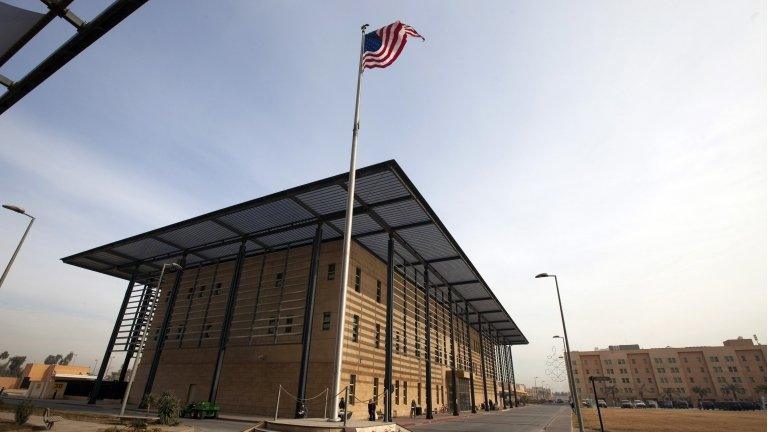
[128,239,508,419]
[571,338,767,404]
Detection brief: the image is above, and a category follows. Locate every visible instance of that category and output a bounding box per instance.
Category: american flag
[362,21,424,70]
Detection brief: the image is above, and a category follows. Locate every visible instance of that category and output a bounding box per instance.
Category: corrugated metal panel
[158,220,237,249]
[218,198,313,234]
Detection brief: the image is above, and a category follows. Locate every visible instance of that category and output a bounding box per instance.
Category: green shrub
[156,391,180,426]
[15,399,34,425]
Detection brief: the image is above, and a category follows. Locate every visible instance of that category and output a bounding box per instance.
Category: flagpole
[330,23,369,423]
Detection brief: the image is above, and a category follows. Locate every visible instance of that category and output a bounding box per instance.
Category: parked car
[620,400,633,409]
[633,400,646,408]
[672,400,689,409]
[645,400,659,408]
[699,401,715,410]
[582,400,592,408]
[660,400,674,409]
[555,398,564,404]
[597,399,608,408]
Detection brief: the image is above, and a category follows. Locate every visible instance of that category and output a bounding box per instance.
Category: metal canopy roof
[62,160,527,345]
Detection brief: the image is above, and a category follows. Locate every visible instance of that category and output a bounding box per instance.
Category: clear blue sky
[0,1,765,391]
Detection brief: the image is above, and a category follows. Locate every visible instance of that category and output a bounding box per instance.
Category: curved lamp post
[536,273,584,432]
[1,204,35,290]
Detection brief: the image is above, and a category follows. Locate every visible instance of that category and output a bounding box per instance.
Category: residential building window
[349,375,356,405]
[322,312,331,331]
[376,280,382,303]
[354,267,361,292]
[352,315,359,342]
[327,263,336,280]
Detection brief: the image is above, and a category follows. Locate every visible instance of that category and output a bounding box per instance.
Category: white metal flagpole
[330,23,369,422]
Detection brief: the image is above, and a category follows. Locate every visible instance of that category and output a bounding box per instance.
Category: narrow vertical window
[373,377,379,401]
[322,312,331,331]
[327,263,336,281]
[376,280,382,303]
[354,267,361,292]
[349,374,356,405]
[275,272,283,287]
[285,317,293,333]
[352,315,359,342]
[375,323,381,348]
[404,381,408,403]
[395,380,400,405]
[268,317,276,335]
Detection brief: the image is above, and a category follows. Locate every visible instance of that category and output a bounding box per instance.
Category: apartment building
[571,338,767,403]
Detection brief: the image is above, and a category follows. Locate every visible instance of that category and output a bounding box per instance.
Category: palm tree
[755,384,767,396]
[691,386,711,408]
[721,384,741,402]
[662,387,675,402]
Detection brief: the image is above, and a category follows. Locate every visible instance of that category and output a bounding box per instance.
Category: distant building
[12,364,95,399]
[571,337,767,403]
[528,386,552,401]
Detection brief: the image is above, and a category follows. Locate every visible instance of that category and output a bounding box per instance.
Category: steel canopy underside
[62,160,527,345]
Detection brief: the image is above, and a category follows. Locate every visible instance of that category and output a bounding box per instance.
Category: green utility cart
[180,401,220,419]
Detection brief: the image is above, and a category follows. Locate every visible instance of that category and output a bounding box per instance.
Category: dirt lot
[576,408,766,432]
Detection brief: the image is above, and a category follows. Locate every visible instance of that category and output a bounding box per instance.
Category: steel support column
[507,345,517,406]
[489,332,498,408]
[88,271,137,404]
[295,224,323,418]
[478,317,489,411]
[209,240,247,402]
[423,268,433,419]
[142,256,186,399]
[464,303,477,413]
[447,287,459,415]
[384,236,395,422]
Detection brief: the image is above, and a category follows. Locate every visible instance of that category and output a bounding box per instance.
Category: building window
[404,381,408,403]
[322,312,331,331]
[354,267,361,292]
[376,280,382,303]
[275,272,283,287]
[268,317,276,335]
[327,263,336,280]
[395,380,400,405]
[285,317,293,333]
[187,287,194,300]
[213,282,222,295]
[198,285,206,297]
[374,377,379,401]
[204,324,212,339]
[349,375,356,405]
[375,323,381,348]
[352,315,359,342]
[418,382,422,405]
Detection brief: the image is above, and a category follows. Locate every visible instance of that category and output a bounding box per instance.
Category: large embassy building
[64,161,527,419]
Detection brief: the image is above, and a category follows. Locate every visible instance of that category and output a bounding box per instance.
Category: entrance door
[458,378,471,411]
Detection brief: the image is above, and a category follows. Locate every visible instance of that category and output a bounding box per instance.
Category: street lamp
[120,262,182,416]
[0,204,35,290]
[536,273,584,432]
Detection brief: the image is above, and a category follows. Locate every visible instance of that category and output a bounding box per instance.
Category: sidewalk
[396,406,531,427]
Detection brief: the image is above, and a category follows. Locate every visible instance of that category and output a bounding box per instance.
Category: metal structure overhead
[63,160,527,345]
[0,0,149,115]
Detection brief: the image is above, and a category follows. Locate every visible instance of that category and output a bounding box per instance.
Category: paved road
[407,405,572,432]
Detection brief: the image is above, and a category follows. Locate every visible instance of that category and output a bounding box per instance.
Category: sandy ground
[576,407,767,432]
